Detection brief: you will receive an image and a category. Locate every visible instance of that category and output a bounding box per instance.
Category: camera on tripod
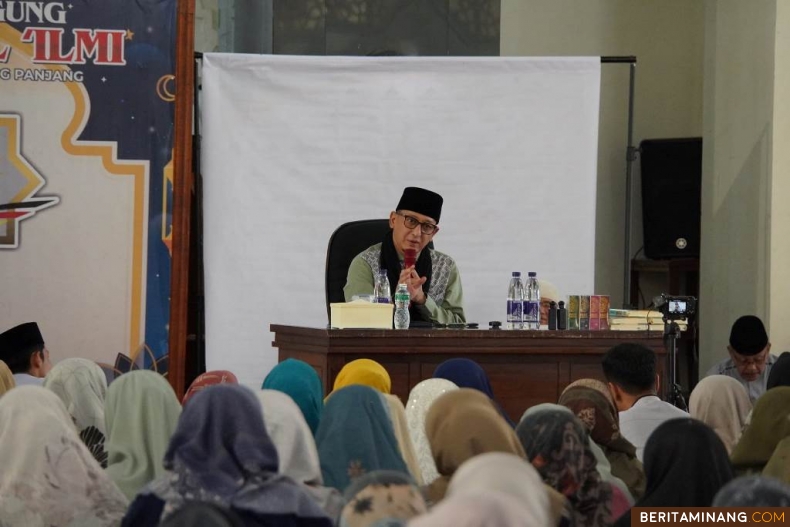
[653,293,696,321]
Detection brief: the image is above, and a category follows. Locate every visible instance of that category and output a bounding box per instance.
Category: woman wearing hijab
[405,378,458,484]
[767,352,790,389]
[447,453,552,527]
[689,375,752,454]
[340,471,427,527]
[424,388,525,505]
[380,394,423,485]
[105,370,183,500]
[43,357,109,467]
[257,390,345,523]
[731,386,790,476]
[332,359,391,394]
[317,384,408,491]
[263,359,325,435]
[559,379,646,499]
[0,386,128,526]
[0,359,15,397]
[409,492,548,527]
[123,384,333,526]
[431,358,515,426]
[182,369,238,405]
[517,408,612,527]
[713,476,790,506]
[614,418,734,527]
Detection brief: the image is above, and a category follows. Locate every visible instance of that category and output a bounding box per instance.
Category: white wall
[699,0,777,372]
[501,0,705,308]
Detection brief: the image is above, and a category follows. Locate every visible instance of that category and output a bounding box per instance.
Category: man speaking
[344,187,465,325]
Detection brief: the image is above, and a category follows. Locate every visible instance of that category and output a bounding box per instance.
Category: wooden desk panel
[271,325,667,423]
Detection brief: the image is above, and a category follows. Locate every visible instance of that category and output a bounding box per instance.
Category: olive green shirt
[343,243,466,324]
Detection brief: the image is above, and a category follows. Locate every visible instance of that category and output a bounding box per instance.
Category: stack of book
[608,309,688,331]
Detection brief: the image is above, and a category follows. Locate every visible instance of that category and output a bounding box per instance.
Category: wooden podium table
[271,325,667,423]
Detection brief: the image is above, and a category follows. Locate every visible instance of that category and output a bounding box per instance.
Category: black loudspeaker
[639,137,702,259]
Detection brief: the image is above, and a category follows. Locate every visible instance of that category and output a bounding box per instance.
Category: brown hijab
[559,379,646,499]
[731,387,790,474]
[424,388,525,504]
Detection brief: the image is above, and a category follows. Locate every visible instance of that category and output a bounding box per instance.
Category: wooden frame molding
[168,0,196,398]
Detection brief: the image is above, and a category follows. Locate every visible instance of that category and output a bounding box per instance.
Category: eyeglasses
[731,349,768,368]
[396,211,439,235]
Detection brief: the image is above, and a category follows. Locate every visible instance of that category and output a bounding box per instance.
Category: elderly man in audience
[706,315,777,403]
[0,322,52,386]
[602,343,688,461]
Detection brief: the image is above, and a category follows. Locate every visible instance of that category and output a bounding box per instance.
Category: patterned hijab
[144,384,332,525]
[431,358,515,426]
[105,370,183,499]
[0,386,128,526]
[256,390,344,521]
[713,476,790,506]
[559,379,646,499]
[182,370,238,405]
[447,452,551,527]
[340,471,427,527]
[333,359,391,394]
[43,358,109,467]
[405,378,459,484]
[731,386,790,472]
[517,407,612,527]
[0,359,15,397]
[689,375,752,454]
[262,358,324,435]
[317,385,408,491]
[637,418,733,508]
[424,388,525,504]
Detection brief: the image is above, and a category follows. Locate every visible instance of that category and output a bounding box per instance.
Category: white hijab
[690,374,753,453]
[447,452,550,526]
[256,389,344,522]
[405,378,459,484]
[0,386,128,526]
[43,358,108,465]
[410,491,547,527]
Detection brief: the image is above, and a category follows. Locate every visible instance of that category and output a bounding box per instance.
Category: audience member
[182,369,238,405]
[767,351,790,390]
[614,418,734,527]
[256,390,345,522]
[0,386,128,526]
[105,370,182,499]
[44,357,109,467]
[713,476,790,507]
[0,322,52,386]
[517,408,613,527]
[424,388,525,505]
[706,315,776,402]
[559,379,646,499]
[731,387,790,476]
[381,393,424,485]
[0,359,15,397]
[263,358,324,435]
[602,343,688,461]
[124,384,332,526]
[446,453,552,527]
[316,385,408,491]
[332,359,391,394]
[409,492,549,527]
[688,375,752,453]
[340,471,427,527]
[432,358,515,426]
[405,378,459,484]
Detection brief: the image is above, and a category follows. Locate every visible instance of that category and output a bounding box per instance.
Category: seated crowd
[1,315,789,526]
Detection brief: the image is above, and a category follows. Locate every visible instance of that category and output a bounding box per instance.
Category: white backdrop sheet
[202,54,601,386]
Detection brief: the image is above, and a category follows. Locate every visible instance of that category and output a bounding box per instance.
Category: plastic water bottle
[506,272,524,330]
[394,283,410,330]
[374,269,391,304]
[523,272,541,330]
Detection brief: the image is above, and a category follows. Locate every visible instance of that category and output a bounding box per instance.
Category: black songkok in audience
[0,322,44,364]
[729,315,768,355]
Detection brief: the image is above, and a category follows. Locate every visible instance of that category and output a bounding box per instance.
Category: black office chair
[325,219,391,321]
